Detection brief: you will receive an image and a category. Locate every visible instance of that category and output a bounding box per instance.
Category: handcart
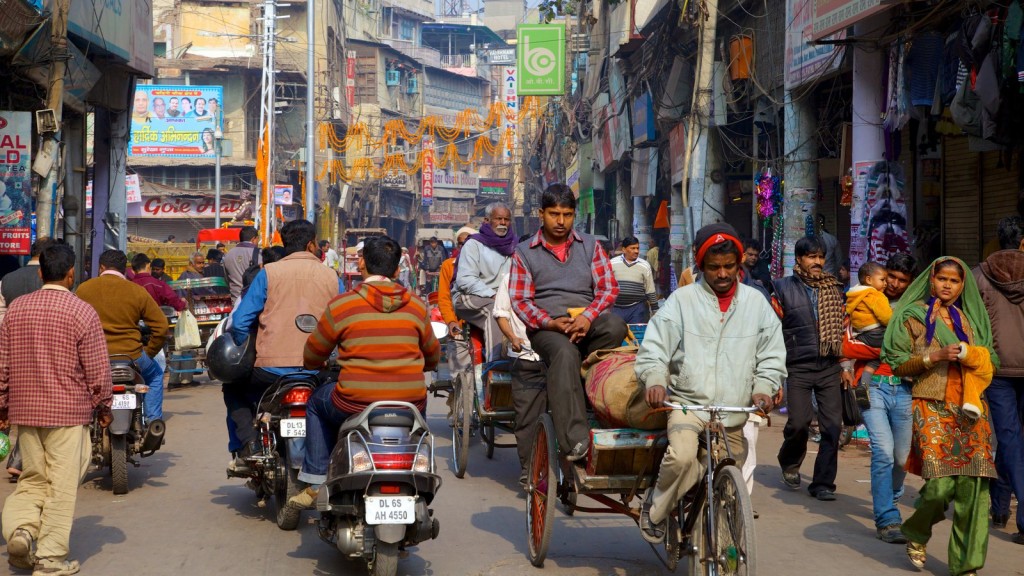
[165,276,232,382]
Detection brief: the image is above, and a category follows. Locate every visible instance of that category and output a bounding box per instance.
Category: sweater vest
[515,233,596,319]
[255,252,339,367]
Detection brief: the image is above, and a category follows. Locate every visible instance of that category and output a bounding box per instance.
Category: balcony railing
[387,38,441,68]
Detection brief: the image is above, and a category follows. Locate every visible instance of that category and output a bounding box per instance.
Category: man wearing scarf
[773,235,846,501]
[454,202,518,362]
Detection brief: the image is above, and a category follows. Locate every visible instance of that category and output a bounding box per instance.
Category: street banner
[125,173,142,203]
[128,85,224,157]
[0,111,32,255]
[516,24,565,95]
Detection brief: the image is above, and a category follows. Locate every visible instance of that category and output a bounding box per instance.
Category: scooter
[307,318,446,576]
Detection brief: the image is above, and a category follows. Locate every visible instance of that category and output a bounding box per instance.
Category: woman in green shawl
[882,256,998,576]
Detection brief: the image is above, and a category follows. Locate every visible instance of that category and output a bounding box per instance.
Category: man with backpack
[224,226,260,304]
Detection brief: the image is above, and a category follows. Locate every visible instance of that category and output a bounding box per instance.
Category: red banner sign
[0,227,31,255]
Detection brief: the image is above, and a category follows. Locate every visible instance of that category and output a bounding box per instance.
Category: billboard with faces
[128,85,224,157]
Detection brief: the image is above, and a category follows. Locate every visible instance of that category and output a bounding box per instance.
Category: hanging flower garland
[755,168,782,223]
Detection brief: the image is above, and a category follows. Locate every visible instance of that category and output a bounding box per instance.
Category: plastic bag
[175,309,202,350]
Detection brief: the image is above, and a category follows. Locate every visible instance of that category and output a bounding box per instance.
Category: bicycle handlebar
[662,402,763,414]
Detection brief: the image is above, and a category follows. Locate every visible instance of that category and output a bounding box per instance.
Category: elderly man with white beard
[453,202,518,362]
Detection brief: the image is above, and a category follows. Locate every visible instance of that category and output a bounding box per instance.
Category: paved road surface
[2,379,1022,575]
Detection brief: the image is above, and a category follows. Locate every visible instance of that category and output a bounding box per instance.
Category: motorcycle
[221,315,324,530]
[91,354,166,495]
[304,317,446,576]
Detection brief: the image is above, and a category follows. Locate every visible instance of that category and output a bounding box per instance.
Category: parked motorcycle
[91,354,166,495]
[311,320,447,576]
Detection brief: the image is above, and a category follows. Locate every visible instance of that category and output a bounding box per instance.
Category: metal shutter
[981,150,1020,242]
[942,136,980,264]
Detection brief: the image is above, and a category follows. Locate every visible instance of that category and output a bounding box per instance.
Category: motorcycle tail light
[283,387,312,406]
[413,445,432,473]
[112,385,126,393]
[371,452,415,470]
[135,385,150,394]
[378,483,401,495]
[351,445,373,473]
[289,408,307,418]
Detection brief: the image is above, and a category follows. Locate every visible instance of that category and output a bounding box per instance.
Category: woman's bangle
[922,353,934,369]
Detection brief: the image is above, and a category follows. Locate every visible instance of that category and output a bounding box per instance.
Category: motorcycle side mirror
[295,314,319,333]
[430,321,448,340]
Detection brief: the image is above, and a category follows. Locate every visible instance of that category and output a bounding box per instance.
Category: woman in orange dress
[882,256,998,576]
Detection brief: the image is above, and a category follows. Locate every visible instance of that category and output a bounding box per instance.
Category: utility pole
[305,0,315,225]
[35,0,71,239]
[258,0,278,245]
[673,0,719,276]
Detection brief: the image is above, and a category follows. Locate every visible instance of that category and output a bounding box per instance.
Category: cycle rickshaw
[525,392,759,575]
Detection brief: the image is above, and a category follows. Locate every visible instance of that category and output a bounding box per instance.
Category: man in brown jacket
[77,250,169,424]
[226,220,342,471]
[975,215,1024,542]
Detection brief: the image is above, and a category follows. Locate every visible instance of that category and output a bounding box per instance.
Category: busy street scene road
[0,374,1022,576]
[3,0,1024,576]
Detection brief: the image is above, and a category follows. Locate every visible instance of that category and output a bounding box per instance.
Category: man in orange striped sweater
[287,235,441,511]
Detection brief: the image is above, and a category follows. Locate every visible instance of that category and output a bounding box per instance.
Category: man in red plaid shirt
[510,183,627,462]
[0,244,112,576]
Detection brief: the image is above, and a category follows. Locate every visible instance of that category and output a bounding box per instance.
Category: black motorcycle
[91,354,166,495]
[226,369,321,530]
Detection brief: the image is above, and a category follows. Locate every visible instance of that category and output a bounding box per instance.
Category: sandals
[640,490,666,544]
[906,541,926,569]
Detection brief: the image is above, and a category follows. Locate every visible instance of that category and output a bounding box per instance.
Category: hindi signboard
[0,111,32,255]
[128,85,224,157]
[478,178,510,198]
[516,24,565,96]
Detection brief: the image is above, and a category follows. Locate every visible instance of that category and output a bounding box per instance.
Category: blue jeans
[986,376,1024,532]
[135,352,164,422]
[298,382,354,485]
[611,303,650,324]
[860,374,912,528]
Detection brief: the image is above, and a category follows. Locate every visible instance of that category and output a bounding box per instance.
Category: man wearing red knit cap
[635,223,786,543]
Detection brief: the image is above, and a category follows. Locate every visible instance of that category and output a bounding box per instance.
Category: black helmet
[207,333,256,383]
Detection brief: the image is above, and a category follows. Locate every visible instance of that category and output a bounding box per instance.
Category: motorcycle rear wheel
[110,434,129,495]
[275,445,302,530]
[371,542,399,576]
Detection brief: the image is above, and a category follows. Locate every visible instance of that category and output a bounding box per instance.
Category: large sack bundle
[582,346,667,430]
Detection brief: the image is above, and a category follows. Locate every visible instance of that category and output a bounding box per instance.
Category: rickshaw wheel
[665,510,681,572]
[482,422,497,459]
[558,460,577,516]
[526,413,557,567]
[451,372,472,479]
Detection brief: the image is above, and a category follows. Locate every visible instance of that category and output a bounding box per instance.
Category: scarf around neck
[882,256,998,371]
[469,222,518,257]
[793,264,845,357]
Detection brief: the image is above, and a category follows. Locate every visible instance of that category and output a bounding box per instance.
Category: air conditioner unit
[386,70,400,86]
[406,77,419,94]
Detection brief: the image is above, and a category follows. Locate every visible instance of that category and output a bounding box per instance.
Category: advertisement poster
[0,111,32,255]
[274,184,293,206]
[848,159,880,277]
[863,162,911,271]
[785,0,844,89]
[516,24,565,96]
[128,85,224,157]
[478,178,510,198]
[421,137,434,206]
[125,173,142,203]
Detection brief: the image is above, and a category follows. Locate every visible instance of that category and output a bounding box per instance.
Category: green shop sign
[516,24,565,96]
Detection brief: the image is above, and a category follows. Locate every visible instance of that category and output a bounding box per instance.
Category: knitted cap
[693,223,744,267]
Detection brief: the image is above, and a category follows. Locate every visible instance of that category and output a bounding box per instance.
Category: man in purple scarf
[454,201,517,362]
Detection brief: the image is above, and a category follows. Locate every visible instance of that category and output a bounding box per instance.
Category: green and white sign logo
[516,24,565,96]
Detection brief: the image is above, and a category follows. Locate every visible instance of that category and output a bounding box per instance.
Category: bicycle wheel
[451,372,472,478]
[712,465,756,576]
[526,413,556,567]
[687,502,709,576]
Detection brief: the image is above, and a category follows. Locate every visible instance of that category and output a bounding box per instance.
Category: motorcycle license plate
[111,394,136,410]
[365,496,416,525]
[280,418,306,438]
